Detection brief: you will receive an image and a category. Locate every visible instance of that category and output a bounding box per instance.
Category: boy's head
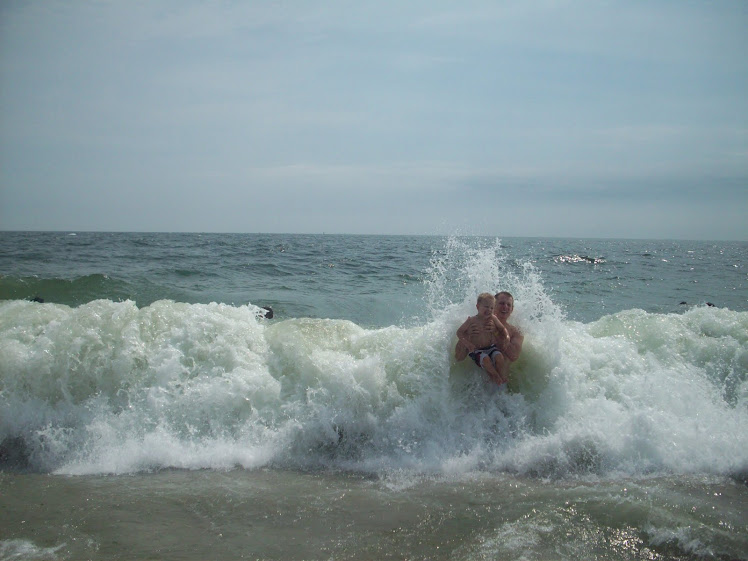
[476,292,495,316]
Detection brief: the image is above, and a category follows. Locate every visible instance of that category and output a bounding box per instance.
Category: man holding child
[455,291,524,386]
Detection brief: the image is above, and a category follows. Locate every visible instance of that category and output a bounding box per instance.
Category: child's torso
[473,317,498,348]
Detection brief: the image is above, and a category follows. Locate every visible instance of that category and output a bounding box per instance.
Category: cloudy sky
[1,1,746,240]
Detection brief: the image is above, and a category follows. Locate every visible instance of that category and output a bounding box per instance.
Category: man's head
[494,291,514,319]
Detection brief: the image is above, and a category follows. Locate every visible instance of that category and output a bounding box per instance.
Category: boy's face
[477,300,494,317]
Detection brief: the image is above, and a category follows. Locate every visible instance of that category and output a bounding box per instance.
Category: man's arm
[456,318,477,356]
[502,325,524,362]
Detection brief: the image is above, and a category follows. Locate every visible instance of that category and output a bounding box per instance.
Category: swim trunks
[468,345,501,369]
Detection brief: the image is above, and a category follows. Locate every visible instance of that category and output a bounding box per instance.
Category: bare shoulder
[507,323,524,338]
[463,315,478,326]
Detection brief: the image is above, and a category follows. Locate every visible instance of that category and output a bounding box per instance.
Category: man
[455,291,524,383]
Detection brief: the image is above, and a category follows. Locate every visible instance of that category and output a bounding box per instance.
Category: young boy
[455,292,511,385]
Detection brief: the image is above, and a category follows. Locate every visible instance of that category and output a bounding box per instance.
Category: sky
[1,1,746,240]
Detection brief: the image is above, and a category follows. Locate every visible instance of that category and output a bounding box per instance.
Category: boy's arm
[492,316,510,342]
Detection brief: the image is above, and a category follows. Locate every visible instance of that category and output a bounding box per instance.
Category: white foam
[0,539,65,561]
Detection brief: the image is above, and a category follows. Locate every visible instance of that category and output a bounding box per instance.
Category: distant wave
[553,254,606,264]
[0,274,134,306]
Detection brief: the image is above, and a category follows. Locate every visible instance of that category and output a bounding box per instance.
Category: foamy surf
[1,295,745,481]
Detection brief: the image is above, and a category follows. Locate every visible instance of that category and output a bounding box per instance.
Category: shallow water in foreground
[2,469,746,561]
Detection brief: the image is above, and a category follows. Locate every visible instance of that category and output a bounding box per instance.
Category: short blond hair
[477,292,495,305]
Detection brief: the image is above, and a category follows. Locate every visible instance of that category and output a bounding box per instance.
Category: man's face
[494,294,513,318]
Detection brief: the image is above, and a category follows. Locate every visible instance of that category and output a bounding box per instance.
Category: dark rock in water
[0,437,30,471]
[731,470,748,486]
[262,306,274,319]
[31,296,44,303]
[679,301,716,308]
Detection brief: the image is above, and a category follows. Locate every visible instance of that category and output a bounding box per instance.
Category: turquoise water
[1,232,746,560]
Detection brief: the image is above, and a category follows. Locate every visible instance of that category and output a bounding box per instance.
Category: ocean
[1,232,746,560]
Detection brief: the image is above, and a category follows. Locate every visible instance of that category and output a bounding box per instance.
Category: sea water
[0,232,746,560]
